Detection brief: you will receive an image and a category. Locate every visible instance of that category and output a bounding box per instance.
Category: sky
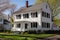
[3,0,34,15]
[10,0,34,10]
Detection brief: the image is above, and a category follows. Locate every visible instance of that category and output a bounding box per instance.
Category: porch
[12,21,40,32]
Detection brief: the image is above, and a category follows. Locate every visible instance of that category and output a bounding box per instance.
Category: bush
[28,30,37,34]
[37,30,41,34]
[24,37,28,40]
[44,30,60,34]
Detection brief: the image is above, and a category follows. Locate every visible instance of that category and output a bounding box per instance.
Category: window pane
[42,22,46,28]
[36,12,38,17]
[23,14,29,18]
[16,15,21,19]
[42,22,50,28]
[42,11,46,17]
[47,23,50,28]
[42,11,50,18]
[16,23,21,28]
[25,24,28,29]
[31,22,37,28]
[47,13,50,18]
[42,11,44,16]
[31,12,38,17]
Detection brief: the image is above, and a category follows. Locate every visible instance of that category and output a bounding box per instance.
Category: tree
[53,18,60,26]
[0,0,16,31]
[35,0,60,18]
[8,5,16,27]
[0,0,16,15]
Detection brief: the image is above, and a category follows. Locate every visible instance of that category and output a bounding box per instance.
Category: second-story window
[42,11,47,17]
[16,15,21,19]
[47,13,50,18]
[31,12,38,18]
[23,13,29,18]
[42,11,50,18]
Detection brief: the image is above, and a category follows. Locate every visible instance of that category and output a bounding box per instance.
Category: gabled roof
[14,2,48,14]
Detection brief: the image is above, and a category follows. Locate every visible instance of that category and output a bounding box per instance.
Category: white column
[21,13,23,19]
[29,12,31,18]
[14,15,16,20]
[28,22,31,30]
[14,23,16,28]
[37,12,42,30]
[21,22,25,31]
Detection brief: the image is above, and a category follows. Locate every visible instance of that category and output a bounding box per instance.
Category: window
[25,23,28,29]
[47,23,50,28]
[42,22,50,28]
[16,23,21,28]
[31,12,38,17]
[47,13,50,18]
[23,13,29,18]
[42,22,47,28]
[42,11,47,17]
[16,15,21,19]
[42,11,45,16]
[44,12,47,17]
[31,22,38,28]
[42,11,50,18]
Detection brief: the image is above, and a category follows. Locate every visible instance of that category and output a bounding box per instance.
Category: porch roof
[14,21,32,23]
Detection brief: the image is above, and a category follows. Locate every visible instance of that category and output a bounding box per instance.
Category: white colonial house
[12,0,60,32]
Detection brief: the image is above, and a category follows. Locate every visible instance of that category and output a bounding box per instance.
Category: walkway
[37,35,60,40]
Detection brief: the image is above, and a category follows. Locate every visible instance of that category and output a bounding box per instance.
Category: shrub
[27,30,37,34]
[24,37,28,40]
[44,30,60,34]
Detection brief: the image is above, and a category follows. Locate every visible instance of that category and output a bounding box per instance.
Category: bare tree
[0,0,16,12]
[0,0,16,32]
[8,4,16,28]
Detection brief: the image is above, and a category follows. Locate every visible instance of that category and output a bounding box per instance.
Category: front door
[25,23,28,29]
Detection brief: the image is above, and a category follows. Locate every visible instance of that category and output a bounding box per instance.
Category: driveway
[43,35,60,40]
[37,35,60,40]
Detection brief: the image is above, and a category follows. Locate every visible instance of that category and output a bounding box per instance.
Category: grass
[0,33,56,40]
[0,36,34,40]
[21,34,56,38]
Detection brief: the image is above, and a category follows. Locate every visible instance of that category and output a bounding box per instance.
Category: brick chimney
[26,0,28,8]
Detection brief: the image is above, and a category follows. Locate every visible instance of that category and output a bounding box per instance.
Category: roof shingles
[14,2,47,14]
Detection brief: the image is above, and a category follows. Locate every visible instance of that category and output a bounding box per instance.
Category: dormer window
[31,12,38,18]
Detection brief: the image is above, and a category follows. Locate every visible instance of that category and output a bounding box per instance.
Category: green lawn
[0,33,56,40]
